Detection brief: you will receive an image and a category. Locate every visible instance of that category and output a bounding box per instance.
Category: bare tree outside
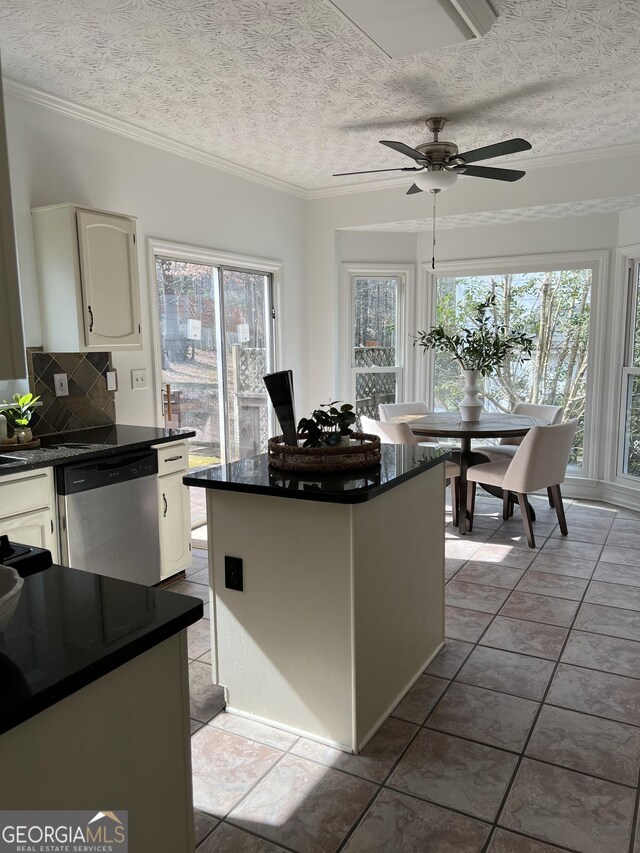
[353,277,399,418]
[433,269,592,466]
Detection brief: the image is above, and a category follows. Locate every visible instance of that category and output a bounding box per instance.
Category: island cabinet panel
[203,460,445,753]
[32,204,141,352]
[208,490,355,749]
[353,466,445,744]
[0,633,195,853]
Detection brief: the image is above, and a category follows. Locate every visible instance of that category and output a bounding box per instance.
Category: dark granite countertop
[0,424,196,476]
[0,563,202,736]
[184,445,449,504]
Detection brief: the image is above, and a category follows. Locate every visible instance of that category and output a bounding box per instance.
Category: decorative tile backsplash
[26,348,116,436]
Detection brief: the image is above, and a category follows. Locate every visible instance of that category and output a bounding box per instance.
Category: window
[620,259,640,478]
[341,265,413,421]
[433,267,593,468]
[153,247,277,470]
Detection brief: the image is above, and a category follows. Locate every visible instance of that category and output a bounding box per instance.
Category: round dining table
[390,411,548,534]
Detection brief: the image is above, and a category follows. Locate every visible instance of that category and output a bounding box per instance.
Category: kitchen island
[0,562,202,852]
[185,444,447,753]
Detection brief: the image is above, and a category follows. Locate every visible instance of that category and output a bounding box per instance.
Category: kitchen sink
[0,455,27,465]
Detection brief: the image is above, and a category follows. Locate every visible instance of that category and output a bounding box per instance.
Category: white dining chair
[360,416,462,525]
[378,401,429,421]
[378,401,445,445]
[474,402,564,461]
[466,418,578,548]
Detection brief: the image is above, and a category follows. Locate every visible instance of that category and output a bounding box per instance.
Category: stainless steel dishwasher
[57,448,161,585]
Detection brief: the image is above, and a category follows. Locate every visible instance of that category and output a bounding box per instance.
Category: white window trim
[609,244,640,488]
[147,238,283,432]
[339,263,415,409]
[421,250,609,484]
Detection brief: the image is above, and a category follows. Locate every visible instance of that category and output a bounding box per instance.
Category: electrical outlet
[53,373,69,397]
[225,556,243,591]
[131,369,147,390]
[106,370,118,391]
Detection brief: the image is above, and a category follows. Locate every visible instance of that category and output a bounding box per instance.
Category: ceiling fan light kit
[414,168,459,192]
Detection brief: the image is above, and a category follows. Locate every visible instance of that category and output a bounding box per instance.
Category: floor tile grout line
[482,530,608,853]
[203,735,304,851]
[425,665,640,729]
[628,763,640,853]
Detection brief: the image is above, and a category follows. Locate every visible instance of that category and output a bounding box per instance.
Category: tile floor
[167,494,640,853]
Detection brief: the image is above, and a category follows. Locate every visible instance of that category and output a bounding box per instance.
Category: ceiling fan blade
[380,140,426,161]
[333,166,420,176]
[456,138,532,164]
[406,183,423,195]
[458,165,526,182]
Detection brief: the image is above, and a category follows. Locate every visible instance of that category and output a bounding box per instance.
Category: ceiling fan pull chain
[432,189,437,270]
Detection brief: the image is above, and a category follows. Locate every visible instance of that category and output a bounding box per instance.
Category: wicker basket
[267,432,381,473]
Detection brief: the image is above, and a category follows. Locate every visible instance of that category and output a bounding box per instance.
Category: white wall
[416,213,619,267]
[619,207,640,247]
[3,94,308,426]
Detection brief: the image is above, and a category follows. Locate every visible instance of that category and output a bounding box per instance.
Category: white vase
[459,369,483,423]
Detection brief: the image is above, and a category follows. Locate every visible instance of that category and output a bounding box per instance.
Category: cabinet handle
[50,519,54,534]
[88,305,94,332]
[162,493,168,517]
[164,455,182,462]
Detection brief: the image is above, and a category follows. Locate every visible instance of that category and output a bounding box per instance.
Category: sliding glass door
[155,256,275,469]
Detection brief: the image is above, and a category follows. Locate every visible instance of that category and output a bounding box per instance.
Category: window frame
[148,238,283,459]
[339,263,415,414]
[421,250,609,483]
[616,256,640,482]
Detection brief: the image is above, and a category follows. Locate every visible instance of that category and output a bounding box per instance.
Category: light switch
[106,371,118,391]
[131,369,147,390]
[54,373,69,397]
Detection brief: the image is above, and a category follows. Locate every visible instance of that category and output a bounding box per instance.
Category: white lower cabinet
[154,441,191,580]
[0,467,58,562]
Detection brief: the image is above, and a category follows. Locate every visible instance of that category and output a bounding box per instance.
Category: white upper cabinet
[32,204,142,352]
[0,54,26,379]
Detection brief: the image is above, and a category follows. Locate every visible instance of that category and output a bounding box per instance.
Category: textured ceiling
[1,0,640,190]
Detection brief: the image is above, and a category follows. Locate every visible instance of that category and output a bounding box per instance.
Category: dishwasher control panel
[58,449,159,496]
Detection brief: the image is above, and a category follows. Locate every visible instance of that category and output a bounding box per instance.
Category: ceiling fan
[333,116,532,194]
[333,117,532,268]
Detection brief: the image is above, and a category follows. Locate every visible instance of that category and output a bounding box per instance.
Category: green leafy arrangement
[413,294,534,376]
[2,392,41,427]
[297,402,356,447]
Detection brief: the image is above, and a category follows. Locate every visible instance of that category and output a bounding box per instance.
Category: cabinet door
[77,210,141,350]
[0,508,58,561]
[158,473,191,579]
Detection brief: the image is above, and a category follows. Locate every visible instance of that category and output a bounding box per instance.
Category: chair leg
[551,484,568,535]
[451,477,459,528]
[517,493,536,548]
[466,481,476,533]
[502,489,511,521]
[547,486,555,508]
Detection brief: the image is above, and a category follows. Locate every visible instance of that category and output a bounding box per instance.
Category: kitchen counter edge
[0,425,196,477]
[184,448,451,505]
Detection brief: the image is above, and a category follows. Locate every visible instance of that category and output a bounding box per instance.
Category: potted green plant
[297,402,357,447]
[2,393,41,442]
[413,295,533,422]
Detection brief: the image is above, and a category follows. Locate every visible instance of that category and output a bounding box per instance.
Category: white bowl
[0,565,24,632]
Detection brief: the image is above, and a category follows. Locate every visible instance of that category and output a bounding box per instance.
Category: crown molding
[6,77,640,203]
[3,78,309,199]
